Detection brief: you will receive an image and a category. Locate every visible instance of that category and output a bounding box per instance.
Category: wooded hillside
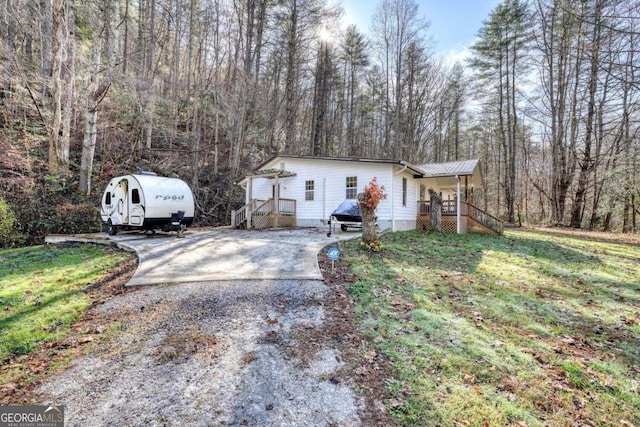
[0,0,638,245]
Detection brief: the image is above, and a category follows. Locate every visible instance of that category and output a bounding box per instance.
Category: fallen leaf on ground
[573,396,585,409]
[463,373,475,384]
[386,399,404,408]
[502,376,520,393]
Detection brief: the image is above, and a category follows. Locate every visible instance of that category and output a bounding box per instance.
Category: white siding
[390,170,419,231]
[249,158,395,227]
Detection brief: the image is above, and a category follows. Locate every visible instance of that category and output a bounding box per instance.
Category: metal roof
[417,159,480,177]
[253,154,426,176]
[237,154,481,185]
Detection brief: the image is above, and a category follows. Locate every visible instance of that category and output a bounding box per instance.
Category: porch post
[247,177,253,230]
[274,174,280,228]
[456,175,461,234]
[465,175,468,201]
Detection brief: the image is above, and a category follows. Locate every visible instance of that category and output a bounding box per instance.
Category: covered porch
[416,199,504,235]
[415,159,503,235]
[232,169,297,229]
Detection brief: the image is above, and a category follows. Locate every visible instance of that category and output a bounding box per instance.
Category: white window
[305,180,314,201]
[346,176,357,199]
[402,178,407,207]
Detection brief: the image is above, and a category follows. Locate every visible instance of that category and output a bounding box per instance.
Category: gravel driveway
[34,228,366,426]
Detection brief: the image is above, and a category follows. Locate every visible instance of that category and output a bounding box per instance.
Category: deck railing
[231,199,263,228]
[232,198,296,229]
[417,199,502,234]
[417,200,466,216]
[278,198,296,215]
[465,202,504,235]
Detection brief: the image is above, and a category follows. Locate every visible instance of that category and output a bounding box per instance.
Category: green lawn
[341,229,640,426]
[0,244,130,384]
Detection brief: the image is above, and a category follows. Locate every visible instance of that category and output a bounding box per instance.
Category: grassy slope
[0,245,130,379]
[343,229,639,426]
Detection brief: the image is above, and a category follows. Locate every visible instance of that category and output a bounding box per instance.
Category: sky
[335,0,503,63]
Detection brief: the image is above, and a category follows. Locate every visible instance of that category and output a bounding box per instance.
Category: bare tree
[79,0,120,194]
[371,0,428,157]
[470,0,530,223]
[570,0,604,227]
[533,0,585,224]
[340,25,369,156]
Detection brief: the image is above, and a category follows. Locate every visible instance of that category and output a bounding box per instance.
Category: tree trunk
[570,0,601,228]
[47,0,65,172]
[0,0,16,102]
[145,0,156,150]
[311,44,330,155]
[283,0,298,152]
[430,190,442,232]
[79,0,119,194]
[41,0,53,91]
[60,0,75,166]
[361,206,377,243]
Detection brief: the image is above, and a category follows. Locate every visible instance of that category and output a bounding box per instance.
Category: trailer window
[132,189,141,204]
[105,192,112,205]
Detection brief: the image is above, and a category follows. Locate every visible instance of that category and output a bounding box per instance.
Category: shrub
[359,239,384,253]
[358,178,387,251]
[0,197,20,247]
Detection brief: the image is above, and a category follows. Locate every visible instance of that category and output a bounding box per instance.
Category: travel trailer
[100,173,195,235]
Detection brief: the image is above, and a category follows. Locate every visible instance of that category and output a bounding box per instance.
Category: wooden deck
[417,200,503,235]
[232,198,297,230]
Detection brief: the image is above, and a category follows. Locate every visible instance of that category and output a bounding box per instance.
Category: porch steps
[416,202,503,235]
[232,198,297,230]
[465,202,504,235]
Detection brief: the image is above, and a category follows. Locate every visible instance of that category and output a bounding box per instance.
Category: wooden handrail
[464,201,504,235]
[233,198,297,229]
[417,200,503,235]
[232,199,262,228]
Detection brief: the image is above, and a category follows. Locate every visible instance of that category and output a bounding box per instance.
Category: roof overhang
[416,159,483,187]
[236,169,296,186]
[235,154,483,189]
[245,169,297,179]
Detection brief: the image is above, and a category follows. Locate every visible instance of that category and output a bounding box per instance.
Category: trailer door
[115,179,129,224]
[129,183,144,226]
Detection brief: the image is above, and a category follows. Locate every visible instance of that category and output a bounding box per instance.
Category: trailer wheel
[340,224,348,232]
[107,220,118,236]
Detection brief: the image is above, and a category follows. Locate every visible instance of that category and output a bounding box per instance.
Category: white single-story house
[233,155,502,234]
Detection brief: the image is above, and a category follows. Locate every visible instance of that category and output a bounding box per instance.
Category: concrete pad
[47,227,359,286]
